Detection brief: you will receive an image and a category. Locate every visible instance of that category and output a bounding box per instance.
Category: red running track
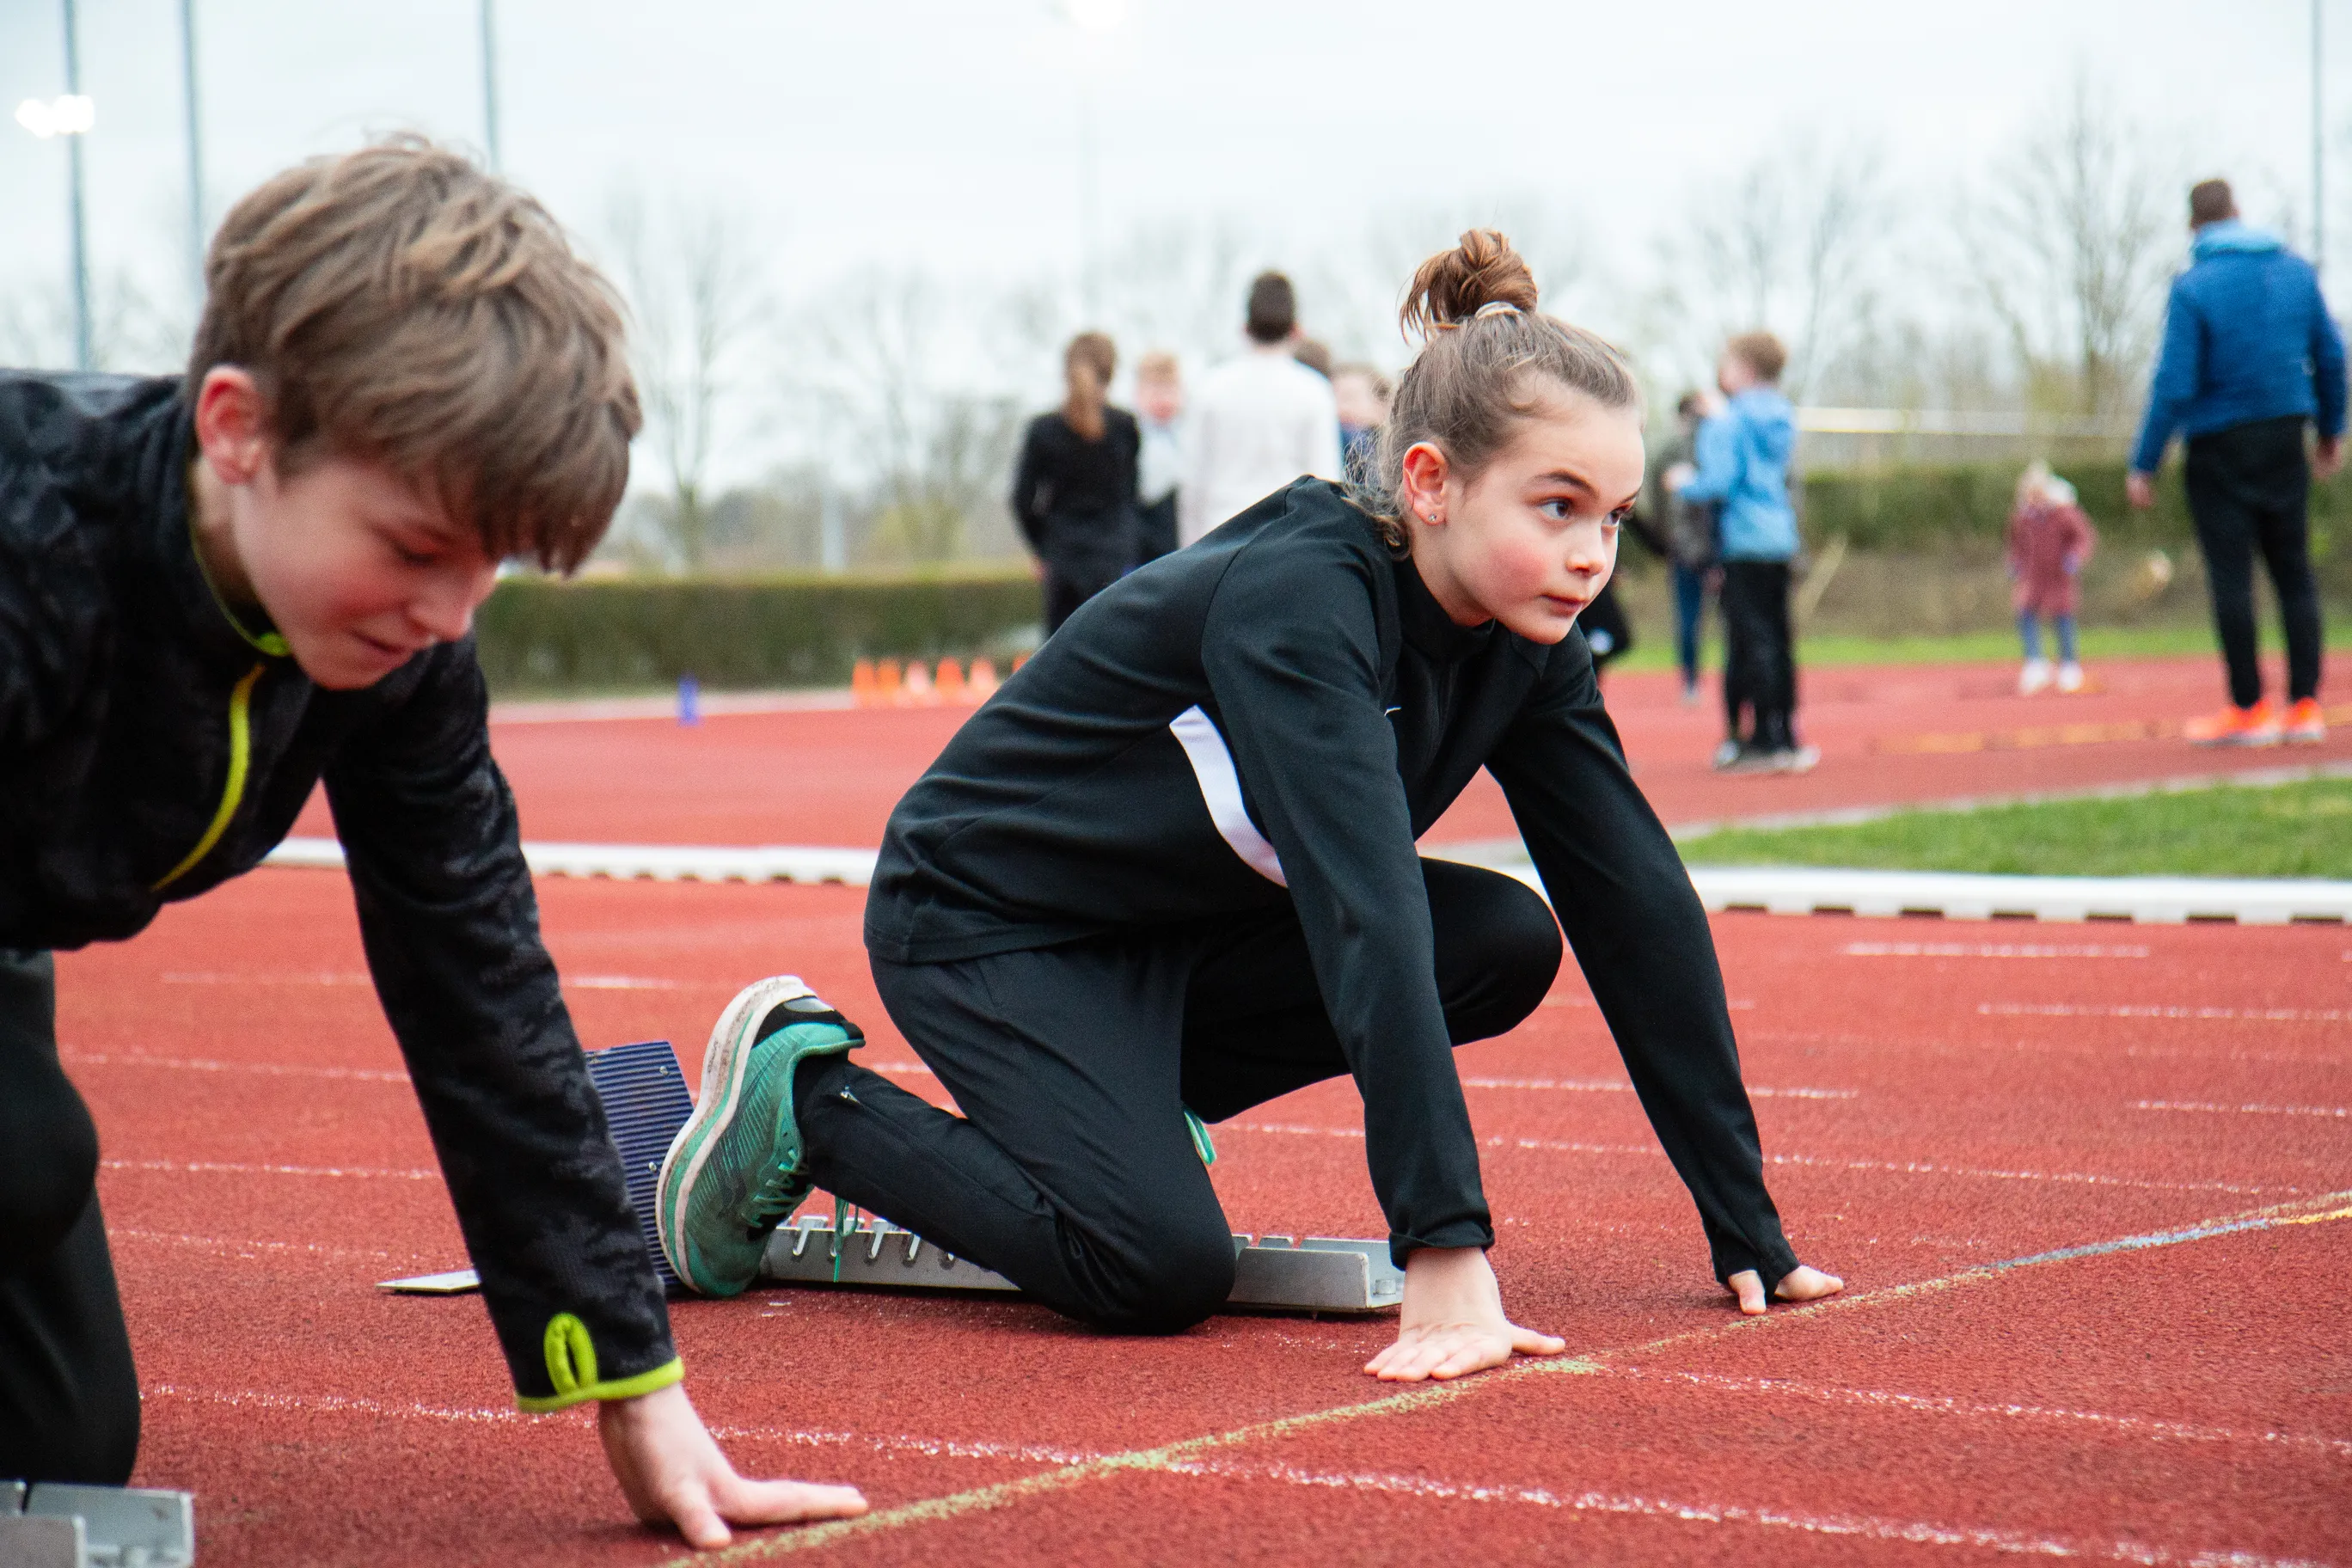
[68,869,2352,1565]
[287,654,2352,851]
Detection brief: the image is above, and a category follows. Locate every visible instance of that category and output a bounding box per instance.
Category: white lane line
[1159,1458,2333,1566]
[1843,941,2150,959]
[102,1158,438,1180]
[111,1228,413,1265]
[1983,1002,2349,1023]
[1223,1124,2281,1195]
[64,1050,410,1083]
[158,969,683,992]
[2136,1099,2349,1120]
[1461,1077,1855,1100]
[147,1384,518,1426]
[1596,1365,2352,1461]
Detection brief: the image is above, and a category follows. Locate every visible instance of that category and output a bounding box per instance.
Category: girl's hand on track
[598,1381,867,1549]
[1727,1264,1846,1316]
[1365,1245,1565,1381]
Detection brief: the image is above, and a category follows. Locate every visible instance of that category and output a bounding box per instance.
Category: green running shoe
[655,975,863,1296]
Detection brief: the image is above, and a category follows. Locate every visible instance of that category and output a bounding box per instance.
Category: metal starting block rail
[380,1038,1406,1315]
[1,1482,195,1568]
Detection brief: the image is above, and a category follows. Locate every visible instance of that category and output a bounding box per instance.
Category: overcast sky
[2,0,2343,478]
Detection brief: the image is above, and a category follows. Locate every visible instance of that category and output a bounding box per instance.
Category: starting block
[0,1482,194,1568]
[381,1038,1405,1315]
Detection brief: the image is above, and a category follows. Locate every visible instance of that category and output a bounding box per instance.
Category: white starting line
[260,837,2352,927]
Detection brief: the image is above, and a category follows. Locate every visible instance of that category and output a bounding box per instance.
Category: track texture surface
[285,653,2352,849]
[68,861,2352,1565]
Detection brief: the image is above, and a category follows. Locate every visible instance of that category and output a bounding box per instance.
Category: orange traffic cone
[876,658,903,705]
[904,661,937,705]
[935,658,967,702]
[850,658,877,707]
[969,658,1000,699]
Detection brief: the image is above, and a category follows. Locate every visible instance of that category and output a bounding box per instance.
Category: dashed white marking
[1597,1365,2352,1460]
[1844,941,2149,959]
[2136,1099,2349,1120]
[64,1050,409,1083]
[147,1384,517,1426]
[111,1228,411,1265]
[102,1157,437,1180]
[1224,1124,2266,1194]
[1462,1076,1856,1100]
[162,970,369,986]
[1982,1001,2349,1023]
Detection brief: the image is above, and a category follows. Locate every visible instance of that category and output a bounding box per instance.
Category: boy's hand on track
[1728,1263,1845,1316]
[598,1381,867,1548]
[1365,1246,1566,1381]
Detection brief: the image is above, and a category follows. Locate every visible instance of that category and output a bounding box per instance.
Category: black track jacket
[0,371,673,1409]
[869,478,1802,1287]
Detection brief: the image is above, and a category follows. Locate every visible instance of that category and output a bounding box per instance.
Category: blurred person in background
[1332,362,1393,488]
[1293,338,1334,381]
[1670,332,1813,774]
[2127,177,2343,747]
[1013,331,1140,634]
[2007,461,2096,695]
[1134,352,1185,565]
[1179,272,1343,546]
[1643,389,1721,706]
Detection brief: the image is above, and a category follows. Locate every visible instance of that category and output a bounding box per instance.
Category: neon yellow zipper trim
[152,661,266,892]
[514,1312,684,1412]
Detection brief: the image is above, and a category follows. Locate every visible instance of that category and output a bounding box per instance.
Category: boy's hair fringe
[1356,229,1640,553]
[188,135,640,573]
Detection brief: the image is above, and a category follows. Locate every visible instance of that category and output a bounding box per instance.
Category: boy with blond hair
[0,138,863,1546]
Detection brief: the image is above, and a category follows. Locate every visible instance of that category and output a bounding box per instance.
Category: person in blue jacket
[2128,178,2345,747]
[1669,333,1816,773]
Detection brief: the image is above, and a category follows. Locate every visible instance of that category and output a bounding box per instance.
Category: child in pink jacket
[2008,462,2098,694]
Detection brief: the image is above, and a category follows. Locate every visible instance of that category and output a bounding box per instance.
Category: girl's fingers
[1727,1270,1768,1314]
[666,1487,734,1552]
[1510,1326,1568,1357]
[714,1476,869,1527]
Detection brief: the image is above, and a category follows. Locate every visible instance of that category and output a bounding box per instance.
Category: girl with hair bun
[662,231,1842,1386]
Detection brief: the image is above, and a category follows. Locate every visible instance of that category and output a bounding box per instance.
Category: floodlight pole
[480,0,502,168]
[62,0,92,372]
[2314,0,2326,273]
[180,0,205,304]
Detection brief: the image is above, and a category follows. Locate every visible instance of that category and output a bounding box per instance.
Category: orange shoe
[2184,698,2282,747]
[2283,697,2327,744]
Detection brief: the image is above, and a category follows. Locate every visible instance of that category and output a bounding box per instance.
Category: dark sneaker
[655,975,862,1297]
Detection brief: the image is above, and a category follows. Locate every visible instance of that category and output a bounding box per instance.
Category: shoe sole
[655,974,815,1293]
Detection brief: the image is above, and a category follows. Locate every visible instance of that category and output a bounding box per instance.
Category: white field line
[1461,1076,1855,1100]
[2136,1099,2349,1119]
[1224,1122,2284,1196]
[1154,1457,2333,1566]
[64,1050,411,1083]
[1984,1002,2349,1023]
[159,969,683,991]
[1842,941,2150,959]
[1594,1365,2352,1461]
[674,1191,2352,1565]
[101,1157,438,1180]
[111,1228,412,1265]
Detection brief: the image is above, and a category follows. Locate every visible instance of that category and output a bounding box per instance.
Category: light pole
[480,0,502,168]
[2313,0,2325,273]
[181,0,205,304]
[14,0,95,371]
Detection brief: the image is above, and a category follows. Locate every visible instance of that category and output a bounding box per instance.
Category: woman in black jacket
[660,232,1842,1385]
[1012,331,1140,634]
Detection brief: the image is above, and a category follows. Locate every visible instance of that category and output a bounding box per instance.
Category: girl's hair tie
[1473,300,1522,320]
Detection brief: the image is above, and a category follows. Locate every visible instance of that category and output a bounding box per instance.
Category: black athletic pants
[0,948,141,1482]
[802,860,1562,1333]
[2184,415,2325,707]
[1719,560,1797,750]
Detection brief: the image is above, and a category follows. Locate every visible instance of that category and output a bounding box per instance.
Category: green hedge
[474,567,1042,694]
[1801,459,2351,565]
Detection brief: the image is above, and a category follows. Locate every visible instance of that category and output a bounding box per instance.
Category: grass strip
[1678,776,2352,879]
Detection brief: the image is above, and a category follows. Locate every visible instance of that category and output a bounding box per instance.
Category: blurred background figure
[2008,460,2097,695]
[1332,362,1392,488]
[1134,351,1185,565]
[1179,271,1343,547]
[1673,331,1813,774]
[1013,330,1138,634]
[2128,178,2343,748]
[1292,338,1333,381]
[1644,389,1722,706]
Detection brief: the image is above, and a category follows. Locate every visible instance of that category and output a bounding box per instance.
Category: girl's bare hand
[1726,1263,1845,1316]
[1364,1246,1566,1381]
[598,1381,867,1550]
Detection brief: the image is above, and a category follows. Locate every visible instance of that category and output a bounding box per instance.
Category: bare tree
[1966,72,2177,420]
[608,195,767,570]
[1646,134,1891,399]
